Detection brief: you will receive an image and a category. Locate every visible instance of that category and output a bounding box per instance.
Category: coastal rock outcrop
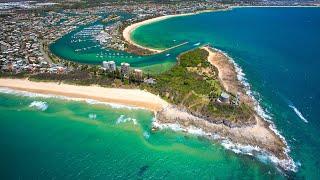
[154,105,295,172]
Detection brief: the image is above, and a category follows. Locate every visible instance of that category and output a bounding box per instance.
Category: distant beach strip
[122,10,217,54]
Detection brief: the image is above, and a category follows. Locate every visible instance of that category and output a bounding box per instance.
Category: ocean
[1,7,320,179]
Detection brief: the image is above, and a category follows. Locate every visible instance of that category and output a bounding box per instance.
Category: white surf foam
[0,87,143,111]
[211,47,273,120]
[85,99,141,110]
[151,47,297,172]
[29,101,48,111]
[221,140,259,156]
[0,87,56,98]
[289,105,308,123]
[220,139,296,171]
[143,131,150,139]
[152,120,184,132]
[88,113,97,120]
[210,47,297,172]
[185,126,208,136]
[153,117,297,172]
[193,42,201,46]
[152,119,212,137]
[116,115,137,125]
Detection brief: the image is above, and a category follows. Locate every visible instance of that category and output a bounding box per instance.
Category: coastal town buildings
[2,0,316,76]
[96,22,126,51]
[0,1,318,177]
[0,6,99,75]
[144,78,156,85]
[120,62,130,76]
[219,91,230,103]
[102,61,116,72]
[0,0,226,67]
[134,69,143,81]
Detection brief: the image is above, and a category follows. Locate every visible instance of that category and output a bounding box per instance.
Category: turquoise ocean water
[1,7,320,179]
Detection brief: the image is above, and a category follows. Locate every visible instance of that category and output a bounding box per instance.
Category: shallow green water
[49,13,204,74]
[0,92,283,179]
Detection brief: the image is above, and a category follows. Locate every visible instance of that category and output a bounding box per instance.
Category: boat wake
[289,105,308,123]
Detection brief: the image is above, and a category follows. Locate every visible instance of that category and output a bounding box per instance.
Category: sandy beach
[122,10,215,54]
[0,78,169,111]
[0,76,294,170]
[0,45,295,171]
[123,16,170,53]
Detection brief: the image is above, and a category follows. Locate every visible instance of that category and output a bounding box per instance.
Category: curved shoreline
[202,46,296,171]
[0,77,295,172]
[122,9,218,54]
[122,9,296,172]
[0,7,296,173]
[123,12,297,172]
[0,79,169,112]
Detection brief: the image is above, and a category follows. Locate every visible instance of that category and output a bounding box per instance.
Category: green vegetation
[0,72,28,79]
[143,48,255,125]
[140,61,175,75]
[29,65,143,88]
[2,46,255,126]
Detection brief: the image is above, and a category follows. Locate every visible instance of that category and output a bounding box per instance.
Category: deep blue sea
[131,7,320,178]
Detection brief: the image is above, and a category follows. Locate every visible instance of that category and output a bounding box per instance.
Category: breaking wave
[29,101,48,111]
[0,88,143,111]
[193,42,201,46]
[153,118,296,172]
[143,131,150,139]
[88,113,97,120]
[0,45,298,172]
[220,139,296,172]
[289,105,308,123]
[116,115,137,125]
[152,47,297,172]
[211,47,297,172]
[0,87,57,98]
[85,99,141,110]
